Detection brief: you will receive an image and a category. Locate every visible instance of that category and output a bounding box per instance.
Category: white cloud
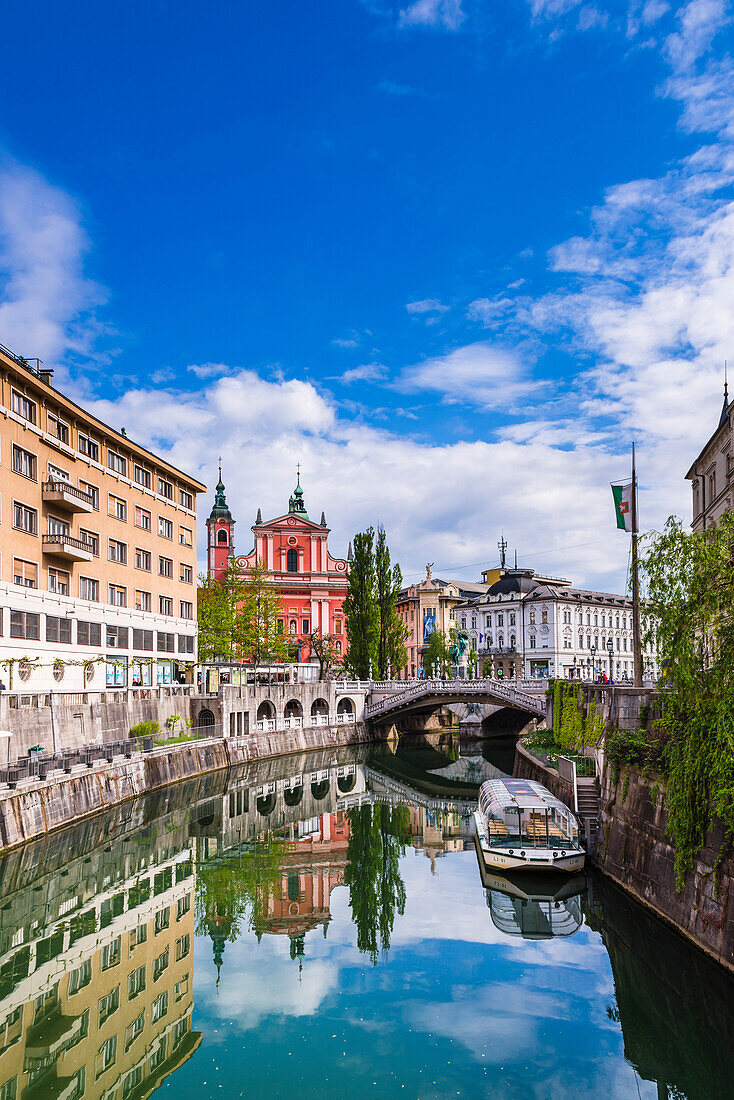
[0,160,110,379]
[396,341,539,408]
[398,0,465,30]
[338,361,388,385]
[406,297,450,315]
[187,361,232,379]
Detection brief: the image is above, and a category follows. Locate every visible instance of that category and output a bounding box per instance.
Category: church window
[277,619,284,633]
[217,530,228,545]
[302,619,310,634]
[287,548,298,573]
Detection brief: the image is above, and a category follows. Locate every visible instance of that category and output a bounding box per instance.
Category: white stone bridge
[364,678,547,725]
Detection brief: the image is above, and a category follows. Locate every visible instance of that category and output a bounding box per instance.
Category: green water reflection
[0,735,731,1099]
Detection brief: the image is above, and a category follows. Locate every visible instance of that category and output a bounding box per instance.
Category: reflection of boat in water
[478,864,586,938]
[474,778,585,873]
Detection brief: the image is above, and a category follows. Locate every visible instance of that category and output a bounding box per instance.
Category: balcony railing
[42,533,95,561]
[41,479,96,513]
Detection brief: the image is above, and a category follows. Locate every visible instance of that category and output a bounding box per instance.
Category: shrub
[130,719,160,739]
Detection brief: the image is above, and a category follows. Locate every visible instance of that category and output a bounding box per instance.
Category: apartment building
[0,806,200,1099]
[0,343,205,692]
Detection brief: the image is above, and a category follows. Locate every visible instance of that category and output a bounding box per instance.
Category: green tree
[639,512,734,887]
[343,528,380,678]
[422,628,452,678]
[197,557,250,662]
[307,629,342,681]
[241,557,290,665]
[375,526,409,679]
[344,802,410,963]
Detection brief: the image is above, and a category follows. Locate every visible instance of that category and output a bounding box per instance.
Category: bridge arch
[311,778,330,801]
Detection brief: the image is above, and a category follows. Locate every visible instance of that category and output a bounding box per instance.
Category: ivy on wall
[551,681,604,754]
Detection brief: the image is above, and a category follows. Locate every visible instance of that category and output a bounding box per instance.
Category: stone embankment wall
[595,764,734,973]
[514,740,734,973]
[545,684,657,735]
[0,721,373,852]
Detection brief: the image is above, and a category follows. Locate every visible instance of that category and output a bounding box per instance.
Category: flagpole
[630,442,643,688]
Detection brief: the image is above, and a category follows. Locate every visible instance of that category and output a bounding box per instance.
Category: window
[78,431,99,461]
[46,616,72,644]
[125,1010,145,1051]
[128,965,146,999]
[177,894,191,921]
[135,505,151,530]
[134,464,151,488]
[48,567,69,594]
[154,907,170,935]
[509,612,516,626]
[12,445,37,481]
[107,626,128,649]
[498,613,504,627]
[77,620,102,646]
[11,390,36,423]
[158,477,173,499]
[158,516,173,539]
[135,548,151,571]
[178,634,194,654]
[109,584,127,607]
[302,619,310,634]
[79,480,99,509]
[95,1034,117,1079]
[287,547,298,573]
[150,1038,167,1072]
[180,563,193,584]
[334,619,342,634]
[12,501,37,535]
[68,959,92,996]
[101,937,121,970]
[159,596,173,616]
[0,1078,17,1100]
[151,990,168,1023]
[47,412,69,444]
[159,555,173,578]
[179,488,193,509]
[79,576,100,602]
[107,450,126,476]
[157,631,175,652]
[529,635,536,650]
[180,600,193,620]
[135,590,151,612]
[153,947,169,982]
[179,525,193,547]
[217,529,228,545]
[108,539,127,565]
[47,515,69,538]
[174,974,189,1001]
[98,986,119,1026]
[108,494,127,521]
[175,933,190,961]
[13,559,37,589]
[132,628,153,651]
[129,925,147,949]
[47,462,70,485]
[78,529,99,556]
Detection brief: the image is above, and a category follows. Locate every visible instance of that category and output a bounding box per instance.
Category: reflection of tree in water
[344,803,410,964]
[195,839,285,982]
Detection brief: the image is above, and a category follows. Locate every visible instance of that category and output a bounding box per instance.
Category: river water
[0,735,732,1100]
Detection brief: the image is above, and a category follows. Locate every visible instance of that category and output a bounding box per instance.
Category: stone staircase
[576,775,601,848]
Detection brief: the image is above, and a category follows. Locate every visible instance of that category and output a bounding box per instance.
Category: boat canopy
[478,778,579,847]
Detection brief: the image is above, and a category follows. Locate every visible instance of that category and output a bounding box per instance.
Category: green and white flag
[612,481,633,532]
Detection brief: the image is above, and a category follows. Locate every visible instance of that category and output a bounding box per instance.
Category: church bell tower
[206,465,235,579]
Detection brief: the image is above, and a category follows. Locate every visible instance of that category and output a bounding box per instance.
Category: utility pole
[631,443,643,688]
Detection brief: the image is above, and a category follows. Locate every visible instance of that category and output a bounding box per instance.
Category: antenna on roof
[498,534,507,569]
[514,549,518,568]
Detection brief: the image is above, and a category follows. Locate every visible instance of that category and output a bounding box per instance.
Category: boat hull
[473,813,585,873]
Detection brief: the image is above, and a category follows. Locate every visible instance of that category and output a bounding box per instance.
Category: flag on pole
[612,481,633,532]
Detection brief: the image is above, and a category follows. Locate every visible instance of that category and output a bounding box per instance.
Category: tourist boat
[473,777,585,873]
[478,868,586,939]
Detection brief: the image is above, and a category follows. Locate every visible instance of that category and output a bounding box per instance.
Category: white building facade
[451,568,659,682]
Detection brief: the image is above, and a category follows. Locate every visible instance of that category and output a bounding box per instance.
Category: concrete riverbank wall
[514,741,734,973]
[0,720,373,852]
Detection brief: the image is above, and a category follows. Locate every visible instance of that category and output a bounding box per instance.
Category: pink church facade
[206,471,350,663]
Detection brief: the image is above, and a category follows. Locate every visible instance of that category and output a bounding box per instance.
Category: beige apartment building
[0,342,205,692]
[395,565,488,678]
[685,384,733,531]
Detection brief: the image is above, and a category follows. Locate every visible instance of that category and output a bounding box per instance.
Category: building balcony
[25,1009,86,1058]
[42,534,95,562]
[42,479,96,514]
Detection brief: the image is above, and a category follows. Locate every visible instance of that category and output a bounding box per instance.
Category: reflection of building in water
[479,869,586,939]
[0,812,200,1099]
[257,811,350,960]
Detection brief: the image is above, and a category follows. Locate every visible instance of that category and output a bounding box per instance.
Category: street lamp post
[590,644,597,682]
[606,637,614,683]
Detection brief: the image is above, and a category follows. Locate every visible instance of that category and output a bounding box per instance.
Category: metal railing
[0,737,155,788]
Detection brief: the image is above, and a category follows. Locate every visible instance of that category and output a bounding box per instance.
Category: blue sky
[1,0,732,588]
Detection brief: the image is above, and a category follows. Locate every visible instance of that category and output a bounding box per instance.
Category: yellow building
[0,342,205,692]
